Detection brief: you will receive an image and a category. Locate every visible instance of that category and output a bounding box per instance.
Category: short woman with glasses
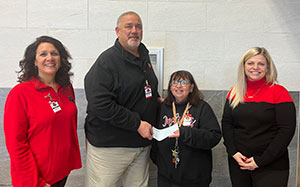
[151,70,222,187]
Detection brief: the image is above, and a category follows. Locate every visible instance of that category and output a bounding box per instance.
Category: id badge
[144,85,152,99]
[49,101,62,113]
[183,116,192,127]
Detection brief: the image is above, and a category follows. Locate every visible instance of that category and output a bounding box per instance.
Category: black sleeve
[150,104,162,165]
[84,57,140,132]
[179,101,222,150]
[254,102,296,167]
[221,99,238,156]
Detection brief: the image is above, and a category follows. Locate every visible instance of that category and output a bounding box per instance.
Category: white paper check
[152,124,179,141]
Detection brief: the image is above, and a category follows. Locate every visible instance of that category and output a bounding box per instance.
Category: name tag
[144,85,152,99]
[49,101,62,113]
[182,116,192,127]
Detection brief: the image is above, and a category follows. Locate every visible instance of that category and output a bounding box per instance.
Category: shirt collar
[30,77,61,91]
[246,77,266,89]
[115,38,149,64]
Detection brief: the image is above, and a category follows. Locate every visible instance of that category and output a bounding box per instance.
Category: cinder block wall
[1,0,300,90]
[1,0,300,186]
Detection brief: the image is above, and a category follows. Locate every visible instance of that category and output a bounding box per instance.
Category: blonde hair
[229,47,278,108]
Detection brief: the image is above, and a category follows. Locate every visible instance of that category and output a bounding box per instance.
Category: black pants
[51,176,68,187]
[157,174,210,187]
[228,158,289,187]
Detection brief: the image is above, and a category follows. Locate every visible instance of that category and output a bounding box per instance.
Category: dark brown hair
[17,35,73,87]
[164,70,204,106]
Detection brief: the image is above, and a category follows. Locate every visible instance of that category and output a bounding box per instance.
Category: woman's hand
[233,152,258,171]
[232,152,248,166]
[168,129,180,138]
[45,183,51,187]
[239,157,259,171]
[157,97,164,103]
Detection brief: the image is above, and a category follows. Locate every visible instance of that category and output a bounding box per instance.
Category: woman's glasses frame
[171,80,190,86]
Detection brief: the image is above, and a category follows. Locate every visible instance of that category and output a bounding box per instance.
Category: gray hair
[116,11,142,29]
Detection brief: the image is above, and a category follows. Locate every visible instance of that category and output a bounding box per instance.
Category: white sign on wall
[149,48,164,96]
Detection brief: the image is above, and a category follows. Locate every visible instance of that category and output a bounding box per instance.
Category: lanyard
[172,102,190,127]
[171,101,190,168]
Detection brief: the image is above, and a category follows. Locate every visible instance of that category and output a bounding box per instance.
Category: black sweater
[84,39,158,147]
[151,101,221,185]
[222,78,296,169]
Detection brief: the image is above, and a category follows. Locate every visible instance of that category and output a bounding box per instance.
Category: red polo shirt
[4,78,82,186]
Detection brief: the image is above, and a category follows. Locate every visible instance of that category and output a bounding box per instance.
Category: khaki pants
[85,141,150,187]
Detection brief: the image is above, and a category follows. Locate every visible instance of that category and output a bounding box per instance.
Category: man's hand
[137,121,153,140]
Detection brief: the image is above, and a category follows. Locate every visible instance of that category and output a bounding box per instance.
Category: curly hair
[17,35,73,87]
[164,70,204,106]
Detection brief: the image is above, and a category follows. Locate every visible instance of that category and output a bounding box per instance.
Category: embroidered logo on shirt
[162,113,196,128]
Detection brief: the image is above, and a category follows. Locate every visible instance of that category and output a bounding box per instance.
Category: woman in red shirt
[4,36,82,187]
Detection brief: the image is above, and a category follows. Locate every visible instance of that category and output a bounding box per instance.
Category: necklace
[171,102,190,168]
[246,83,265,98]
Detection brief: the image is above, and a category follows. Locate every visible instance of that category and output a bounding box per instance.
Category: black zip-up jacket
[151,101,222,185]
[84,39,159,147]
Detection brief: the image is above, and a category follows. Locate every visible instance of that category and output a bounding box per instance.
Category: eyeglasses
[171,80,190,86]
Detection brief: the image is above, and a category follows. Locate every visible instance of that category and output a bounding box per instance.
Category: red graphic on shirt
[162,113,196,128]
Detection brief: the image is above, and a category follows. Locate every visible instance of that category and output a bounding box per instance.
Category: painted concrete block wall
[1,0,300,186]
[0,0,300,91]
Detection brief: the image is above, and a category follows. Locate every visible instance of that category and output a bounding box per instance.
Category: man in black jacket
[84,11,159,187]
